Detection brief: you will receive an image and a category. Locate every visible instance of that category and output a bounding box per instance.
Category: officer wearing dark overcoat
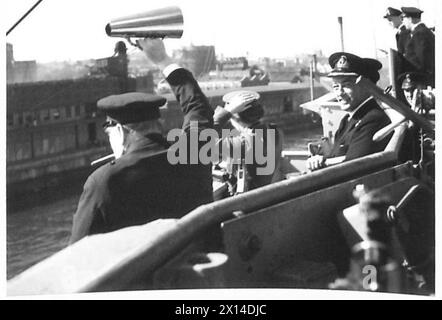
[401,7,435,87]
[307,52,392,171]
[69,39,214,244]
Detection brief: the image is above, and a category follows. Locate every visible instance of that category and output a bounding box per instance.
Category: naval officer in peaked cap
[400,7,435,87]
[69,39,215,244]
[306,52,392,171]
[383,7,411,54]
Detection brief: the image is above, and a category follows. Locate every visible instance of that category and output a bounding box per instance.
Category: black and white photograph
[2,0,439,301]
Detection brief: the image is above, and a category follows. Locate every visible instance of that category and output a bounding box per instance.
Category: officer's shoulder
[87,162,112,184]
[111,149,169,171]
[357,102,388,123]
[89,158,122,182]
[414,24,433,36]
[366,104,388,118]
[361,107,390,127]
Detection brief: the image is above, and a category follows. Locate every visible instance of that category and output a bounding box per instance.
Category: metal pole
[30,132,35,159]
[338,17,345,51]
[309,61,314,101]
[6,0,44,36]
[388,49,397,98]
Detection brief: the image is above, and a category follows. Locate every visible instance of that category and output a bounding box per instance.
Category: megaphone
[105,6,184,43]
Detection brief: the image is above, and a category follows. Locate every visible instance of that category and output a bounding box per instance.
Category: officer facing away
[69,39,215,244]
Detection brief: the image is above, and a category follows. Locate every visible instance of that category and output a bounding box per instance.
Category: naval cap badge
[336,55,349,70]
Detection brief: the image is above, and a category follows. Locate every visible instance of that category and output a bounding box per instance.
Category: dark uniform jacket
[396,25,411,54]
[244,122,283,190]
[403,23,435,86]
[326,98,391,161]
[69,68,214,244]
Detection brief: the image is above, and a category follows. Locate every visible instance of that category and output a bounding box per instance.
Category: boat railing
[7,146,405,295]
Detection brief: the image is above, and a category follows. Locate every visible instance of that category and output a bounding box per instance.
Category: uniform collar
[348,96,374,119]
[124,133,166,155]
[411,22,425,32]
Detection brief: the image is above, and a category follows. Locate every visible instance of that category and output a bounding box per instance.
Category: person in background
[401,7,435,88]
[398,72,435,113]
[383,7,410,54]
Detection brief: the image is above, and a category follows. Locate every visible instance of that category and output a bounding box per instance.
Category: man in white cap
[212,90,283,194]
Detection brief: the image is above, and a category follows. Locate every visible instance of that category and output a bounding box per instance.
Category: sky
[3,0,438,63]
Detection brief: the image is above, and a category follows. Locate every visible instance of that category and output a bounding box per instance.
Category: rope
[6,0,44,36]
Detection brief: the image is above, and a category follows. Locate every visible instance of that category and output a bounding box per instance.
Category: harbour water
[7,194,79,279]
[6,127,322,280]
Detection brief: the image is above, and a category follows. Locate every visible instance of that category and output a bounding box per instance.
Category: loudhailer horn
[105,6,183,46]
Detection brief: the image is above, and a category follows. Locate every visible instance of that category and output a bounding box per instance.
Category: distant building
[217,57,249,71]
[13,61,37,83]
[7,43,37,83]
[7,77,124,162]
[92,56,128,78]
[6,42,154,164]
[7,43,14,83]
[89,42,128,80]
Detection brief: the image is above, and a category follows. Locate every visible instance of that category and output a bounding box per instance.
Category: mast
[338,17,345,51]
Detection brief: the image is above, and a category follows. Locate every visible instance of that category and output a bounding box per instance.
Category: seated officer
[398,72,435,113]
[307,52,392,171]
[213,91,283,194]
[69,39,214,244]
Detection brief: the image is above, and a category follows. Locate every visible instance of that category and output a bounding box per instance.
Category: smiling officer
[306,52,392,171]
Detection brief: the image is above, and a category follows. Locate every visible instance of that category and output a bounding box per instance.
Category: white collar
[348,96,374,119]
